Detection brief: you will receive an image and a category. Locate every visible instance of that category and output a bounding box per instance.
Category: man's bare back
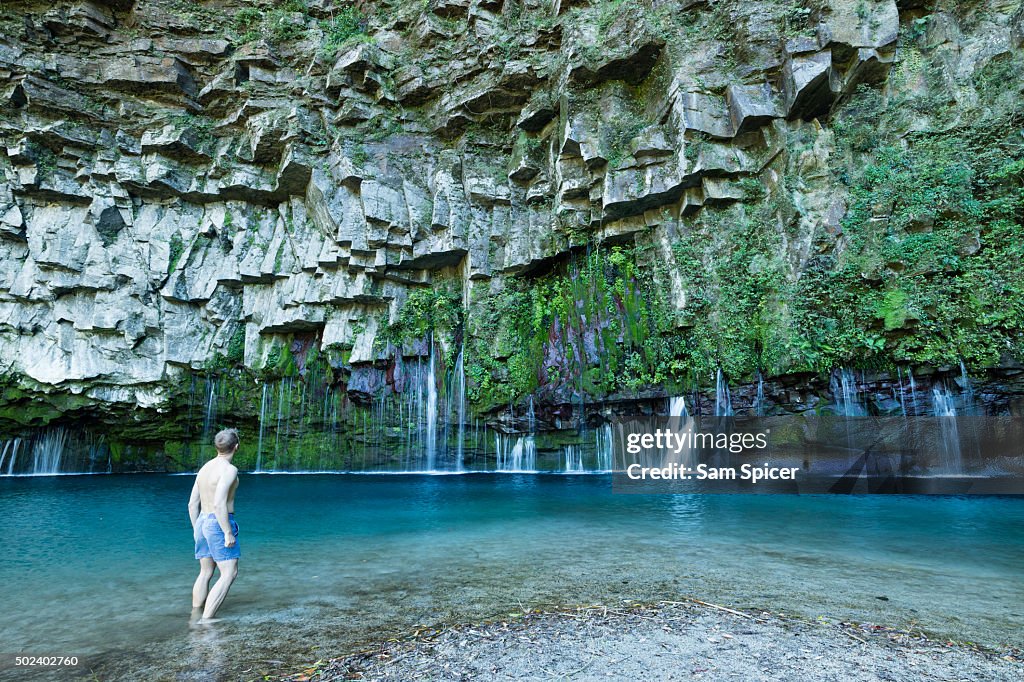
[188,428,242,622]
[195,457,238,515]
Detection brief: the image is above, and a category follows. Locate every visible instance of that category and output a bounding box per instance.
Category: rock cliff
[1,0,1023,469]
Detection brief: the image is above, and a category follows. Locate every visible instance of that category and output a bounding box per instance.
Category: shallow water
[1,474,1021,681]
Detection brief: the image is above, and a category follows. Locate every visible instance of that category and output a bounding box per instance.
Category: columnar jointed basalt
[0,0,1022,446]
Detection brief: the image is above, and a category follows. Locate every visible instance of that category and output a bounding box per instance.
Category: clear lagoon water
[1,473,1022,681]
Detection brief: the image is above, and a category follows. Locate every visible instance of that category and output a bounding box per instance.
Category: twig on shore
[662,598,753,620]
[838,628,868,645]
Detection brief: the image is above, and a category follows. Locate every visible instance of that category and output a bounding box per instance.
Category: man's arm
[213,466,238,546]
[188,480,201,527]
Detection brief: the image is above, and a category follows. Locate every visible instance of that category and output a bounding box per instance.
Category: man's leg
[201,559,238,620]
[192,557,216,608]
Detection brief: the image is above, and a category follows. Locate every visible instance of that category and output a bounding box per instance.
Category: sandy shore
[281,600,1022,681]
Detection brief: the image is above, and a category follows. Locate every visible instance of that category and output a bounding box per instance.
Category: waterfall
[668,395,688,417]
[959,360,976,414]
[30,428,67,474]
[444,346,467,471]
[495,433,536,472]
[714,369,733,416]
[933,384,957,417]
[201,376,218,437]
[425,339,438,471]
[563,445,584,472]
[595,423,613,471]
[932,383,962,474]
[526,395,536,432]
[272,379,286,469]
[455,347,466,470]
[0,429,113,476]
[755,373,765,416]
[896,367,907,416]
[1,438,23,475]
[830,367,866,416]
[495,433,508,471]
[255,382,269,472]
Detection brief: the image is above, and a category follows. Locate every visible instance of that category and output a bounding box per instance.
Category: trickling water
[186,374,197,431]
[1,438,22,475]
[526,395,536,432]
[933,384,957,417]
[595,423,614,472]
[563,445,584,472]
[897,367,907,416]
[755,373,765,416]
[256,383,269,472]
[932,383,963,474]
[273,379,286,470]
[830,368,866,416]
[668,395,688,417]
[30,428,68,475]
[959,360,976,414]
[908,370,919,416]
[495,433,537,472]
[425,340,439,471]
[448,346,467,471]
[714,369,733,417]
[201,376,218,437]
[0,429,113,476]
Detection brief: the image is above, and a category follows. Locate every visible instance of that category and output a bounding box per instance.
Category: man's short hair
[214,428,240,453]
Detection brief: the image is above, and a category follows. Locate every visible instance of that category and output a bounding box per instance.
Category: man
[188,428,241,622]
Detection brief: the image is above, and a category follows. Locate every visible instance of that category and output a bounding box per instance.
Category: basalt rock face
[0,0,1022,448]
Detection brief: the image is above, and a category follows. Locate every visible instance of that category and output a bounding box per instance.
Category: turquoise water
[1,474,1022,681]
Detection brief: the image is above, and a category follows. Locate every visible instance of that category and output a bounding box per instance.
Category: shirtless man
[188,428,241,622]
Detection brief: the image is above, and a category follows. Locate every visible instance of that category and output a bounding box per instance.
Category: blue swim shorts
[194,513,241,562]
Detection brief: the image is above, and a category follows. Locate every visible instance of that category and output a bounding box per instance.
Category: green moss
[790,78,1024,369]
[261,341,299,379]
[466,245,699,406]
[226,326,246,365]
[378,286,462,349]
[168,232,185,274]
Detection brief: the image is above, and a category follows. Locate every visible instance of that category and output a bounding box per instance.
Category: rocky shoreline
[280,599,1023,681]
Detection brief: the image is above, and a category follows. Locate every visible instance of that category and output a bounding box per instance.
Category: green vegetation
[466,246,694,407]
[226,326,246,365]
[782,3,814,38]
[262,341,298,378]
[378,286,463,351]
[793,128,1024,369]
[167,0,219,27]
[319,6,369,60]
[458,42,1024,404]
[349,143,369,166]
[167,233,185,273]
[203,325,246,373]
[229,0,310,46]
[33,146,57,179]
[602,114,646,168]
[169,113,215,151]
[594,0,636,32]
